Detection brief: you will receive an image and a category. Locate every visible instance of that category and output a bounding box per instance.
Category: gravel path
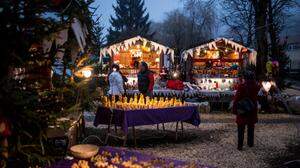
[85,113,300,168]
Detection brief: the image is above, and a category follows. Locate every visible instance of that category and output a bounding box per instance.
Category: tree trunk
[252,0,269,76]
[246,5,254,47]
[268,0,279,60]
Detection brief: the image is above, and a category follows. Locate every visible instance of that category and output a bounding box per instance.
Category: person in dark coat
[233,71,259,150]
[137,62,154,96]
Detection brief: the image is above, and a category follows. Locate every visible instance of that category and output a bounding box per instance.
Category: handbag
[236,86,255,116]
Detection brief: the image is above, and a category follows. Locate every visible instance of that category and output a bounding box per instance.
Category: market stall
[99,36,175,85]
[182,38,257,91]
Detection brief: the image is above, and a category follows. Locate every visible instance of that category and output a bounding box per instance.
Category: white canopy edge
[181,37,256,65]
[99,36,174,63]
[42,18,88,62]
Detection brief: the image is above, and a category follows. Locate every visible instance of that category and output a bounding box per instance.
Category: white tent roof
[99,36,175,62]
[181,38,256,65]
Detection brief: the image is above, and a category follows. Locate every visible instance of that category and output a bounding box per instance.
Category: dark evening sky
[92,0,300,37]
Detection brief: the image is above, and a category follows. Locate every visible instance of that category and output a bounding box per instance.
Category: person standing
[233,71,259,150]
[137,62,154,96]
[108,64,124,100]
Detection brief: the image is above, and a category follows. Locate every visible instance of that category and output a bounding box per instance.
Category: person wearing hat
[137,62,154,96]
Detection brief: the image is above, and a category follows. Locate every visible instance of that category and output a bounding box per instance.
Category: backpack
[236,86,255,116]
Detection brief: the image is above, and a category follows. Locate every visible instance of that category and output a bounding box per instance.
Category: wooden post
[175,122,179,141]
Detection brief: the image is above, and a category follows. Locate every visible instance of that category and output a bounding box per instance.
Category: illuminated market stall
[99,36,174,86]
[182,38,257,92]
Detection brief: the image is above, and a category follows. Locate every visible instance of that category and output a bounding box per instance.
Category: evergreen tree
[90,15,105,53]
[0,0,103,166]
[107,0,152,44]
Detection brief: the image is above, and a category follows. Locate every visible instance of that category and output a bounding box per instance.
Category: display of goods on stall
[100,36,174,77]
[125,74,139,90]
[182,38,257,91]
[102,94,185,110]
[195,78,238,91]
[126,81,236,98]
[166,79,184,90]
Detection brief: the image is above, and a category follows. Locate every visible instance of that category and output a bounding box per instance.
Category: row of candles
[102,94,186,110]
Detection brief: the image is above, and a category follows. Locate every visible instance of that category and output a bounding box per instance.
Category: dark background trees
[221,0,255,47]
[150,0,297,87]
[151,10,189,58]
[222,0,298,87]
[151,0,217,62]
[267,0,297,88]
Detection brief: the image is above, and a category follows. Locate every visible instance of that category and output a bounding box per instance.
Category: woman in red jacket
[233,71,259,150]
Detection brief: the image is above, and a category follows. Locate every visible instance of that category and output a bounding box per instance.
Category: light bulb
[262,81,272,92]
[82,69,92,78]
[173,72,178,78]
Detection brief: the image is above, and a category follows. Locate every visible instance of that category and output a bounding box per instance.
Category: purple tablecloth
[94,106,201,133]
[49,146,212,168]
